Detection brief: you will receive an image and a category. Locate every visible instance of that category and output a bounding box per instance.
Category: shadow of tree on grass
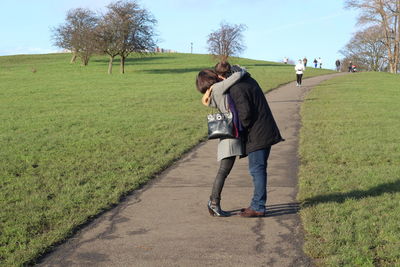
[139,68,203,74]
[92,56,176,65]
[303,178,400,207]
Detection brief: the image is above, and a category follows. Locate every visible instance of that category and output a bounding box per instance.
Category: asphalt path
[38,72,346,267]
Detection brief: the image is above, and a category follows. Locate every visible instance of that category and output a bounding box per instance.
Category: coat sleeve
[230,84,253,129]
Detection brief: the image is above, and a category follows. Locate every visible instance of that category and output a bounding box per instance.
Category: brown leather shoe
[240,207,265,217]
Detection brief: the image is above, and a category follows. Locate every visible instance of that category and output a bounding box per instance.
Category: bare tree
[103,0,157,74]
[53,23,76,63]
[346,0,400,73]
[52,8,98,65]
[96,15,122,74]
[340,25,388,71]
[207,22,247,60]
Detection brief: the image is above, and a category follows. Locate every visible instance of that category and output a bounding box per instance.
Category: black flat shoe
[207,200,230,217]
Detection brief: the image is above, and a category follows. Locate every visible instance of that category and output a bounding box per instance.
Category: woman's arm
[209,67,246,111]
[212,68,246,95]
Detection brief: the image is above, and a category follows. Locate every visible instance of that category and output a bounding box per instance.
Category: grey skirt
[217,138,243,161]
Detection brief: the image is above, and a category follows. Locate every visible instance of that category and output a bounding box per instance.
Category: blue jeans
[248,147,271,212]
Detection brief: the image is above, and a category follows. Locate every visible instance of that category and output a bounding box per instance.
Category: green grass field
[0,52,333,266]
[298,72,400,266]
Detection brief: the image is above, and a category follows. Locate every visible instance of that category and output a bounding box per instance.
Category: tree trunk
[120,56,126,74]
[390,62,397,73]
[81,53,90,66]
[108,56,114,74]
[396,0,400,73]
[70,53,77,64]
[396,25,399,71]
[378,1,396,73]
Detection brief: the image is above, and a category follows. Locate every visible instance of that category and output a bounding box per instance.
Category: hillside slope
[0,52,333,266]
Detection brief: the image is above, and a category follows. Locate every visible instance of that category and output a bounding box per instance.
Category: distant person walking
[283,57,288,64]
[318,57,322,68]
[335,59,341,72]
[313,58,318,68]
[303,57,308,67]
[348,61,353,72]
[295,60,305,87]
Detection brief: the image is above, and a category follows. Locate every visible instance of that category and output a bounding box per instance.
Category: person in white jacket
[318,57,323,68]
[295,60,305,87]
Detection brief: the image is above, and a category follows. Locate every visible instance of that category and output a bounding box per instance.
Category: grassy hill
[0,52,333,266]
[299,72,400,266]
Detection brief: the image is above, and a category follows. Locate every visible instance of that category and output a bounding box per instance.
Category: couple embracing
[196,62,284,217]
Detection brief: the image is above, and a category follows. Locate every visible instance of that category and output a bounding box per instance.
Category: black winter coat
[229,74,284,154]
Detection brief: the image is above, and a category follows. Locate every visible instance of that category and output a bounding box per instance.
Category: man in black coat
[216,62,284,217]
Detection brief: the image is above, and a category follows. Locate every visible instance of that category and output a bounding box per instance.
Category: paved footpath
[38,73,345,267]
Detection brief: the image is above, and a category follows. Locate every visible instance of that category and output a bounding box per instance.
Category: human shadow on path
[303,179,400,207]
[227,202,300,217]
[224,179,400,216]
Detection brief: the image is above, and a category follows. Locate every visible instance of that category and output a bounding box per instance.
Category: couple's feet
[240,207,265,217]
[207,200,230,217]
[207,201,265,217]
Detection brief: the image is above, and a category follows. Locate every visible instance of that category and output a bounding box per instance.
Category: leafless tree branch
[207,22,247,60]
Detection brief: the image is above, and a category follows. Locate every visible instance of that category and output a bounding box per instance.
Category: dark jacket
[229,73,284,154]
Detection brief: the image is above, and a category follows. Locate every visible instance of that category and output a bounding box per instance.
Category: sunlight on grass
[0,52,333,266]
[298,72,400,266]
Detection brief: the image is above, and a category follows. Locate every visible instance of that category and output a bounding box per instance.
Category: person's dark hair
[214,61,232,78]
[196,69,220,94]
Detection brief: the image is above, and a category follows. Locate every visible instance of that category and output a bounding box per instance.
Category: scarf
[227,93,243,138]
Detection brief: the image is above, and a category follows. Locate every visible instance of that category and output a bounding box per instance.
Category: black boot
[207,199,230,217]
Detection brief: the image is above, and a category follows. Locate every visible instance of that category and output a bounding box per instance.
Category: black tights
[210,156,236,202]
[296,74,303,85]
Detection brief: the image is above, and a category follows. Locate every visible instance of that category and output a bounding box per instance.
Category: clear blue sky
[0,0,360,69]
